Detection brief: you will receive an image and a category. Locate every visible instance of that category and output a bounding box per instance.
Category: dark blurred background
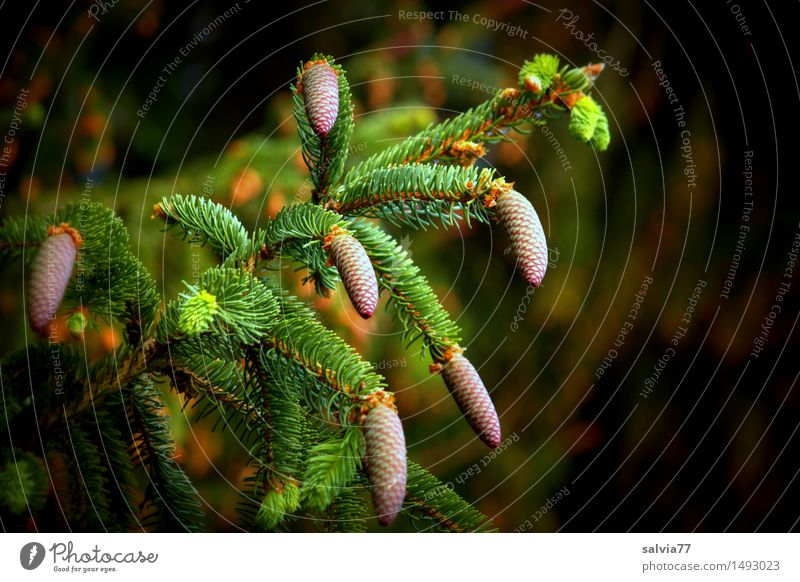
[1,0,798,532]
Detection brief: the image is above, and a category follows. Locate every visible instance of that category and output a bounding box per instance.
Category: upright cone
[363,403,407,526]
[330,233,379,318]
[439,352,501,449]
[495,190,548,287]
[301,62,339,137]
[28,227,80,334]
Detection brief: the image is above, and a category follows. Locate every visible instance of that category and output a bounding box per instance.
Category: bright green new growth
[256,482,301,531]
[0,50,612,532]
[568,94,602,142]
[67,311,88,336]
[591,107,611,151]
[518,53,561,94]
[178,290,220,337]
[300,430,363,513]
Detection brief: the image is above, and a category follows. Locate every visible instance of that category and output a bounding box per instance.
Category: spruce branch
[175,360,261,426]
[404,460,495,533]
[3,49,613,533]
[157,267,279,345]
[52,417,116,530]
[333,55,609,208]
[256,290,408,521]
[250,349,305,528]
[30,339,163,434]
[332,163,508,230]
[91,406,141,531]
[261,295,386,419]
[300,428,362,513]
[318,482,370,532]
[338,88,539,186]
[348,220,462,363]
[259,204,349,294]
[263,203,348,247]
[154,194,251,261]
[126,376,205,532]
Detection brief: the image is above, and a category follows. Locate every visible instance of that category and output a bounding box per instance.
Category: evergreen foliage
[126,377,206,532]
[349,220,462,363]
[335,163,498,229]
[0,52,609,531]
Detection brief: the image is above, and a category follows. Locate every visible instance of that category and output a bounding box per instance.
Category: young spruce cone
[301,62,339,137]
[363,403,407,526]
[495,190,548,287]
[28,226,80,334]
[330,233,379,318]
[438,352,501,449]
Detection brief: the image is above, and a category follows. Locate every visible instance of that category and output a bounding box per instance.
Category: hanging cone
[495,190,548,287]
[28,226,80,334]
[301,62,339,137]
[330,233,379,318]
[438,352,501,449]
[363,403,407,526]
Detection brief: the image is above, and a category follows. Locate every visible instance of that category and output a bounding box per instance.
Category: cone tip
[482,430,502,449]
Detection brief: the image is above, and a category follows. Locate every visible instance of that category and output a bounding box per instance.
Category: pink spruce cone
[439,352,501,449]
[28,229,79,334]
[495,190,548,287]
[330,233,378,319]
[301,62,339,137]
[363,403,407,526]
